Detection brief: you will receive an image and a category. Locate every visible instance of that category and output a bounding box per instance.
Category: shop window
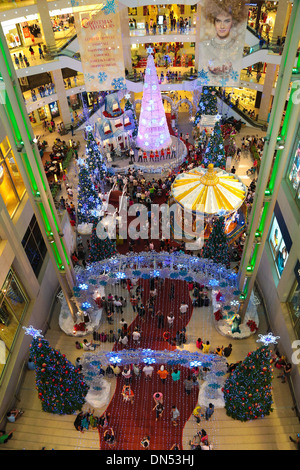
[21,215,47,278]
[0,269,29,380]
[0,137,26,217]
[268,202,292,279]
[287,136,300,209]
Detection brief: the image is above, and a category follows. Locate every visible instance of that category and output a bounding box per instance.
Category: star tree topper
[23,325,44,338]
[256,332,280,346]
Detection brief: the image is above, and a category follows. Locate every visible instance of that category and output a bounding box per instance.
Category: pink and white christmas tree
[136,47,172,151]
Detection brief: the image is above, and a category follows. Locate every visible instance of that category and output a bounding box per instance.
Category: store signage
[73,1,125,92]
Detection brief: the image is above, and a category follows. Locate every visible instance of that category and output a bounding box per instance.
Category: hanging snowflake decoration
[256,333,280,346]
[102,0,117,15]
[85,73,95,82]
[111,77,127,90]
[230,70,239,81]
[197,69,209,86]
[98,71,108,84]
[23,325,43,338]
[219,76,229,87]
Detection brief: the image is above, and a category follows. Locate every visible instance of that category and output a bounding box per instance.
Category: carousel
[170,163,248,242]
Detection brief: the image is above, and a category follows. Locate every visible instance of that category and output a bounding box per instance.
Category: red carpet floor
[98,278,198,450]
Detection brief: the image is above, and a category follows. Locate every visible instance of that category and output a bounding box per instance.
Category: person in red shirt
[155,150,159,161]
[143,151,148,162]
[160,148,165,160]
[149,150,154,161]
[167,147,171,159]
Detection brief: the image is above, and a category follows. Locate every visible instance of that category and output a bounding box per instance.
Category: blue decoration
[230,70,239,81]
[81,302,92,310]
[79,283,88,290]
[102,0,117,15]
[98,71,108,83]
[23,325,43,338]
[170,272,179,279]
[111,77,127,90]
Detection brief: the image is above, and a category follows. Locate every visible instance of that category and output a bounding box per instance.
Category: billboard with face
[197,0,248,87]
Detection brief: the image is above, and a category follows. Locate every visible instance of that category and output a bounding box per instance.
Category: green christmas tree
[85,131,106,180]
[203,121,226,169]
[194,86,218,127]
[202,216,230,267]
[88,218,117,263]
[29,334,89,414]
[124,95,138,138]
[224,345,274,421]
[77,163,101,225]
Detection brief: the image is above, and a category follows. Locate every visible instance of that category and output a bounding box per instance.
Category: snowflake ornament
[219,76,229,87]
[111,77,127,90]
[23,325,43,338]
[102,0,117,15]
[98,71,108,83]
[256,333,280,346]
[230,70,239,81]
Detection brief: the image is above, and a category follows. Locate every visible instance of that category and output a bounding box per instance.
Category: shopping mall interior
[0,0,299,452]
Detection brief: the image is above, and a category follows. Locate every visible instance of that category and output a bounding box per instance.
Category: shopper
[205,403,215,420]
[170,405,180,426]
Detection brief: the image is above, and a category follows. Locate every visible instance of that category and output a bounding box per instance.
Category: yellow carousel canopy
[171,164,247,215]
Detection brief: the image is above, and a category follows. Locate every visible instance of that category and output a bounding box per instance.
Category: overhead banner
[197,0,248,87]
[73,0,126,92]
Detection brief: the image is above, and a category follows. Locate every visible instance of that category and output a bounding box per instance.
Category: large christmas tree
[224,345,274,421]
[203,120,226,169]
[194,86,218,127]
[88,218,117,263]
[202,216,230,267]
[77,163,102,225]
[85,130,106,178]
[136,47,172,151]
[29,333,89,414]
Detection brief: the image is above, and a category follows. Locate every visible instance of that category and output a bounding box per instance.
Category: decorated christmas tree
[224,345,274,421]
[202,216,230,267]
[136,47,172,151]
[85,130,105,177]
[88,218,117,263]
[194,86,218,127]
[124,94,138,138]
[203,120,226,169]
[26,329,89,414]
[77,163,102,225]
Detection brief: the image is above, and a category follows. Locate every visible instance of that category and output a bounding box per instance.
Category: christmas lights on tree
[136,47,172,151]
[88,218,117,263]
[77,163,101,225]
[203,120,226,169]
[28,333,89,414]
[202,216,230,268]
[194,86,218,127]
[224,345,274,421]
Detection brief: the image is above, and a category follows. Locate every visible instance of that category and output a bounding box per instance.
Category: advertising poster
[197,0,248,87]
[73,0,126,92]
[268,216,290,278]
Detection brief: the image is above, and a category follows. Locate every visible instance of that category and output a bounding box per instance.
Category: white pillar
[36,0,56,52]
[51,70,72,126]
